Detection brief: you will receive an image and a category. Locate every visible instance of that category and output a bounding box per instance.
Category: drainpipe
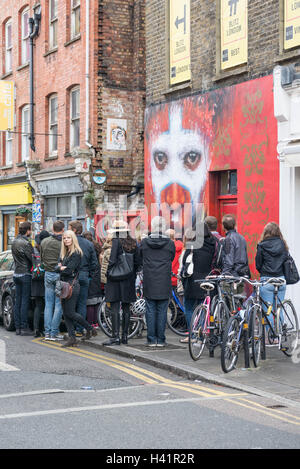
[28,7,41,153]
[85,0,91,148]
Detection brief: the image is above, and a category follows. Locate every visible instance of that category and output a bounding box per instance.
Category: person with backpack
[221,214,250,278]
[103,220,140,346]
[179,223,216,342]
[255,222,289,321]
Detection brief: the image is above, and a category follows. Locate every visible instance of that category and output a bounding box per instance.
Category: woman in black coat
[32,230,50,337]
[103,221,140,346]
[180,224,217,341]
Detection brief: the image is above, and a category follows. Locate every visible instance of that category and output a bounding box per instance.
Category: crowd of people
[11,213,290,348]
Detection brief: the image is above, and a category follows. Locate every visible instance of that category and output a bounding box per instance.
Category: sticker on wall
[109,158,124,168]
[107,118,127,151]
[93,169,107,185]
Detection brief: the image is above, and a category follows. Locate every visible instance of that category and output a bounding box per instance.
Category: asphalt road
[0,328,300,450]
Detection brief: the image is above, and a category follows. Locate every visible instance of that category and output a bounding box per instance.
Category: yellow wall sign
[0,183,32,206]
[284,0,300,49]
[221,0,248,70]
[0,81,14,131]
[169,0,191,86]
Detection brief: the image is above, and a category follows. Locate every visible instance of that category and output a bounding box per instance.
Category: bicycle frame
[172,288,185,312]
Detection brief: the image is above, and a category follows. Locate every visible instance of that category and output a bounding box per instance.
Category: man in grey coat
[140,217,175,347]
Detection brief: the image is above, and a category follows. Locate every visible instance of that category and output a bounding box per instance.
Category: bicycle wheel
[221,316,241,373]
[167,299,187,336]
[249,305,262,367]
[213,300,230,340]
[97,300,112,337]
[188,304,208,361]
[279,300,299,357]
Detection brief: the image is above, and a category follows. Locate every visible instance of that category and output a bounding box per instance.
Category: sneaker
[49,335,64,341]
[156,343,166,348]
[44,334,51,341]
[145,342,156,347]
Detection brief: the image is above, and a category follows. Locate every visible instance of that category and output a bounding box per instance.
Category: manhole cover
[126,344,185,351]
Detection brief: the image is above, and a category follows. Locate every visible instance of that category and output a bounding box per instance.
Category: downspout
[28,9,41,153]
[85,0,91,148]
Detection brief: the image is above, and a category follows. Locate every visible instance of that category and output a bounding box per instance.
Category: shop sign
[169,0,191,85]
[93,169,107,185]
[0,81,14,131]
[284,0,300,49]
[32,201,42,223]
[221,0,248,70]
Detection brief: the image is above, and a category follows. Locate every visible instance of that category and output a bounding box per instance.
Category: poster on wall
[0,81,14,131]
[144,75,279,272]
[284,0,300,49]
[169,0,191,85]
[220,0,248,70]
[106,118,127,151]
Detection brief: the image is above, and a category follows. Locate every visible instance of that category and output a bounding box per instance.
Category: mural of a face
[150,106,210,224]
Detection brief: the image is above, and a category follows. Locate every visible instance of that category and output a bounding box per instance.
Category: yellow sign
[0,81,14,131]
[221,0,248,70]
[0,183,32,206]
[284,0,300,49]
[170,0,191,85]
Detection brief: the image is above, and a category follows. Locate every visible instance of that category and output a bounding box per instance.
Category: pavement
[84,327,300,408]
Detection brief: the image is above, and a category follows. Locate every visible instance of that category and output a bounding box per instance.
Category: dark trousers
[13,274,32,330]
[76,271,90,332]
[107,301,131,338]
[33,297,45,332]
[145,299,169,345]
[62,282,92,338]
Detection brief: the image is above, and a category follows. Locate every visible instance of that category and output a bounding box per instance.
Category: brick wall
[146,0,300,105]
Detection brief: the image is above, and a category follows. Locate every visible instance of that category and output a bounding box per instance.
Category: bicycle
[167,282,188,337]
[188,276,237,361]
[245,277,299,366]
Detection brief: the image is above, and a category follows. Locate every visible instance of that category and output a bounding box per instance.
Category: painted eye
[183,151,201,171]
[153,151,168,170]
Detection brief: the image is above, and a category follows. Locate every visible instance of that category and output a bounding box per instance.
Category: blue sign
[32,201,41,223]
[93,169,107,185]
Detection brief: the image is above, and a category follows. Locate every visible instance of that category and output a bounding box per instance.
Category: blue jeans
[260,276,286,327]
[44,272,63,337]
[184,298,199,330]
[145,299,169,345]
[13,274,32,330]
[76,271,90,332]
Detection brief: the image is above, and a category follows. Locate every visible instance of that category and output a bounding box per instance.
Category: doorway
[208,170,238,236]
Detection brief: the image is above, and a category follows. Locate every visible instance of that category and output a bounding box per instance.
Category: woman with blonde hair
[56,230,97,347]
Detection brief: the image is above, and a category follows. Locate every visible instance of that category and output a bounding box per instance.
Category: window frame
[71,0,81,39]
[48,94,58,155]
[5,19,12,73]
[21,105,30,162]
[5,131,13,166]
[21,7,30,65]
[70,86,80,150]
[49,0,58,49]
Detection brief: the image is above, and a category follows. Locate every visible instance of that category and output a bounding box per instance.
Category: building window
[71,0,80,38]
[49,0,58,49]
[57,196,71,217]
[5,131,13,166]
[21,8,30,64]
[21,105,30,161]
[5,19,12,73]
[70,87,80,149]
[49,95,58,155]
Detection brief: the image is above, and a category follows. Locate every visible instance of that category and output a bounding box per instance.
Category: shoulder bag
[108,243,134,281]
[283,253,299,285]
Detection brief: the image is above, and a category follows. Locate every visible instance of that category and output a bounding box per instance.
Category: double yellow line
[33,338,300,426]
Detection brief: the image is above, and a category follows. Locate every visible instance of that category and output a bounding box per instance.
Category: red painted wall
[144,75,279,274]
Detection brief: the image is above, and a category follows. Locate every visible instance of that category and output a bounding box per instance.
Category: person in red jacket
[166,229,184,286]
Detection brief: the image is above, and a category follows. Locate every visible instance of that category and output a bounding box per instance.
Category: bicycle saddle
[200,282,215,291]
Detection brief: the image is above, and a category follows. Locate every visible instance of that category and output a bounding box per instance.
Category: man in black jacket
[221,215,250,278]
[69,221,98,334]
[141,217,175,347]
[12,221,33,336]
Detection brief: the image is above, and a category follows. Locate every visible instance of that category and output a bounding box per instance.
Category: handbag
[283,253,299,285]
[108,245,134,281]
[56,275,78,300]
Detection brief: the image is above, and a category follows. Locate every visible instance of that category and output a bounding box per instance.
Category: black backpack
[283,254,300,285]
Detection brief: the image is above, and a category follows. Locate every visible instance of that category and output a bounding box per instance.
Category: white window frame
[70,87,80,149]
[5,131,13,166]
[5,19,12,73]
[49,95,58,155]
[21,8,30,65]
[21,105,30,162]
[71,0,80,38]
[49,0,58,49]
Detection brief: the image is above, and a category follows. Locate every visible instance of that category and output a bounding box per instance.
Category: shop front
[0,182,33,251]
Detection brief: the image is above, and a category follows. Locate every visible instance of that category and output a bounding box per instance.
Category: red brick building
[0,0,145,249]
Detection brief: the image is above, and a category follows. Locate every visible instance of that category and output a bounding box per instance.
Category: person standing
[12,221,34,336]
[166,229,184,288]
[68,221,98,335]
[179,224,216,342]
[205,216,222,240]
[103,220,140,346]
[141,216,175,347]
[40,221,65,341]
[56,231,97,347]
[32,230,50,337]
[82,231,102,327]
[221,214,250,278]
[255,222,288,322]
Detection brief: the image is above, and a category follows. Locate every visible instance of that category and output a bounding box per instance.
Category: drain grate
[126,344,185,351]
